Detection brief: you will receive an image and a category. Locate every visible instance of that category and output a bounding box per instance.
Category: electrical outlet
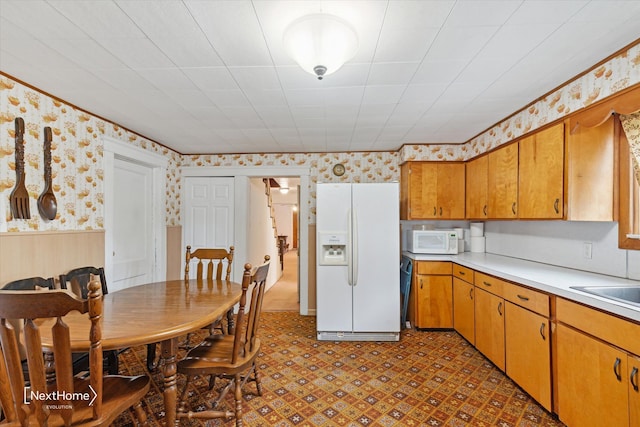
[582,242,593,259]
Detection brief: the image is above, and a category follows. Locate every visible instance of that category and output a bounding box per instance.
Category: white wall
[274,204,294,243]
[402,220,640,281]
[484,221,637,279]
[248,178,282,289]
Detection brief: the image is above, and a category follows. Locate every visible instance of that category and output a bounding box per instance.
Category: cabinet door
[415,274,453,328]
[466,155,488,219]
[453,277,474,344]
[406,163,438,219]
[488,143,518,219]
[504,302,551,411]
[437,163,465,219]
[556,324,629,427]
[474,288,505,370]
[630,354,640,427]
[566,114,616,221]
[518,123,564,219]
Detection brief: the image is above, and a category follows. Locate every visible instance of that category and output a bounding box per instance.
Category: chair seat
[178,336,261,377]
[52,375,150,426]
[2,374,150,427]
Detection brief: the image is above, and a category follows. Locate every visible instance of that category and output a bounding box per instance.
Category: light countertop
[403,251,640,322]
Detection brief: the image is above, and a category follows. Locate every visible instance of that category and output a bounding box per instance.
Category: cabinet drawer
[556,298,640,356]
[453,264,473,283]
[474,272,506,297]
[416,261,452,275]
[503,282,549,316]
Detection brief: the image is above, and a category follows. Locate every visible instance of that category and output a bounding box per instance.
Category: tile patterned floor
[115,312,565,427]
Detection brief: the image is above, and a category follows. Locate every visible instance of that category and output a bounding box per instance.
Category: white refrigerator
[316,182,400,341]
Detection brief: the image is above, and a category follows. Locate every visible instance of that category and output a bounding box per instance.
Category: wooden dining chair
[59,266,119,375]
[0,279,150,426]
[2,276,55,291]
[176,256,270,426]
[146,245,235,370]
[59,266,108,299]
[1,277,56,382]
[184,245,235,282]
[185,245,235,335]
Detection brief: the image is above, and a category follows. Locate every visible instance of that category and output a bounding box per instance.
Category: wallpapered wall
[1,42,639,232]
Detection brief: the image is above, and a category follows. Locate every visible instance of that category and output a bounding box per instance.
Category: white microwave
[407,230,458,254]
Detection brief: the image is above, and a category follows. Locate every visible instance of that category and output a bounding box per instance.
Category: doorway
[103,137,167,292]
[181,166,310,315]
[264,177,300,311]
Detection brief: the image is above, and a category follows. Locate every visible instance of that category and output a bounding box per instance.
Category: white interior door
[112,157,154,291]
[184,177,235,280]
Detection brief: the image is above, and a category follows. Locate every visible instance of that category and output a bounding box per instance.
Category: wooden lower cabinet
[474,287,505,370]
[413,261,453,329]
[415,275,453,328]
[556,323,630,426]
[453,277,474,344]
[504,302,551,411]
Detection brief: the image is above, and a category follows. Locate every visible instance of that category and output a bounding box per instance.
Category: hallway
[263,250,299,312]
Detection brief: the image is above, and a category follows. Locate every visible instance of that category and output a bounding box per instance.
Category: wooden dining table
[39,278,243,426]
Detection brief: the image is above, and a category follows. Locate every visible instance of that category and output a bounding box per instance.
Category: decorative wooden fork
[9,117,30,219]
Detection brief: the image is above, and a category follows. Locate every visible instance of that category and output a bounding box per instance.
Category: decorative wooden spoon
[37,127,57,220]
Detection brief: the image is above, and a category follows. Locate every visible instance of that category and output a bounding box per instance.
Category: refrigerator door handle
[347,208,353,286]
[352,207,358,286]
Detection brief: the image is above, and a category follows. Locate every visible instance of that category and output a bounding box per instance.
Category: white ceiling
[1,1,639,155]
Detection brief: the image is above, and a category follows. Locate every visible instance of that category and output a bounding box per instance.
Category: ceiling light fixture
[283,13,358,80]
[279,187,290,194]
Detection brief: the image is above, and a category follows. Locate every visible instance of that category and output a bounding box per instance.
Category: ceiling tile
[367,62,420,85]
[98,38,174,69]
[136,69,198,91]
[116,0,225,68]
[185,0,273,66]
[183,67,239,92]
[361,85,405,105]
[4,0,88,39]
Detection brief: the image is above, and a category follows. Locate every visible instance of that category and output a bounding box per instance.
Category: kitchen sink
[570,286,640,307]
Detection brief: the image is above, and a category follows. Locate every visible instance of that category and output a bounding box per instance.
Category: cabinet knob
[554,198,560,214]
[483,205,487,216]
[433,207,437,216]
[539,322,546,340]
[511,202,517,215]
[497,301,503,316]
[469,288,473,300]
[631,367,639,391]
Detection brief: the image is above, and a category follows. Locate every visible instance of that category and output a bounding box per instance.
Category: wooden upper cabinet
[488,143,519,219]
[400,162,465,220]
[565,114,617,221]
[437,163,465,218]
[518,122,565,219]
[465,155,489,219]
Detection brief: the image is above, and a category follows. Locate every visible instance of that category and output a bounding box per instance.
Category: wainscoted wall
[166,225,182,281]
[307,223,316,313]
[0,230,104,286]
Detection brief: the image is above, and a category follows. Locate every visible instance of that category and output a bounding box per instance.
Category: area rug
[114,312,564,426]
